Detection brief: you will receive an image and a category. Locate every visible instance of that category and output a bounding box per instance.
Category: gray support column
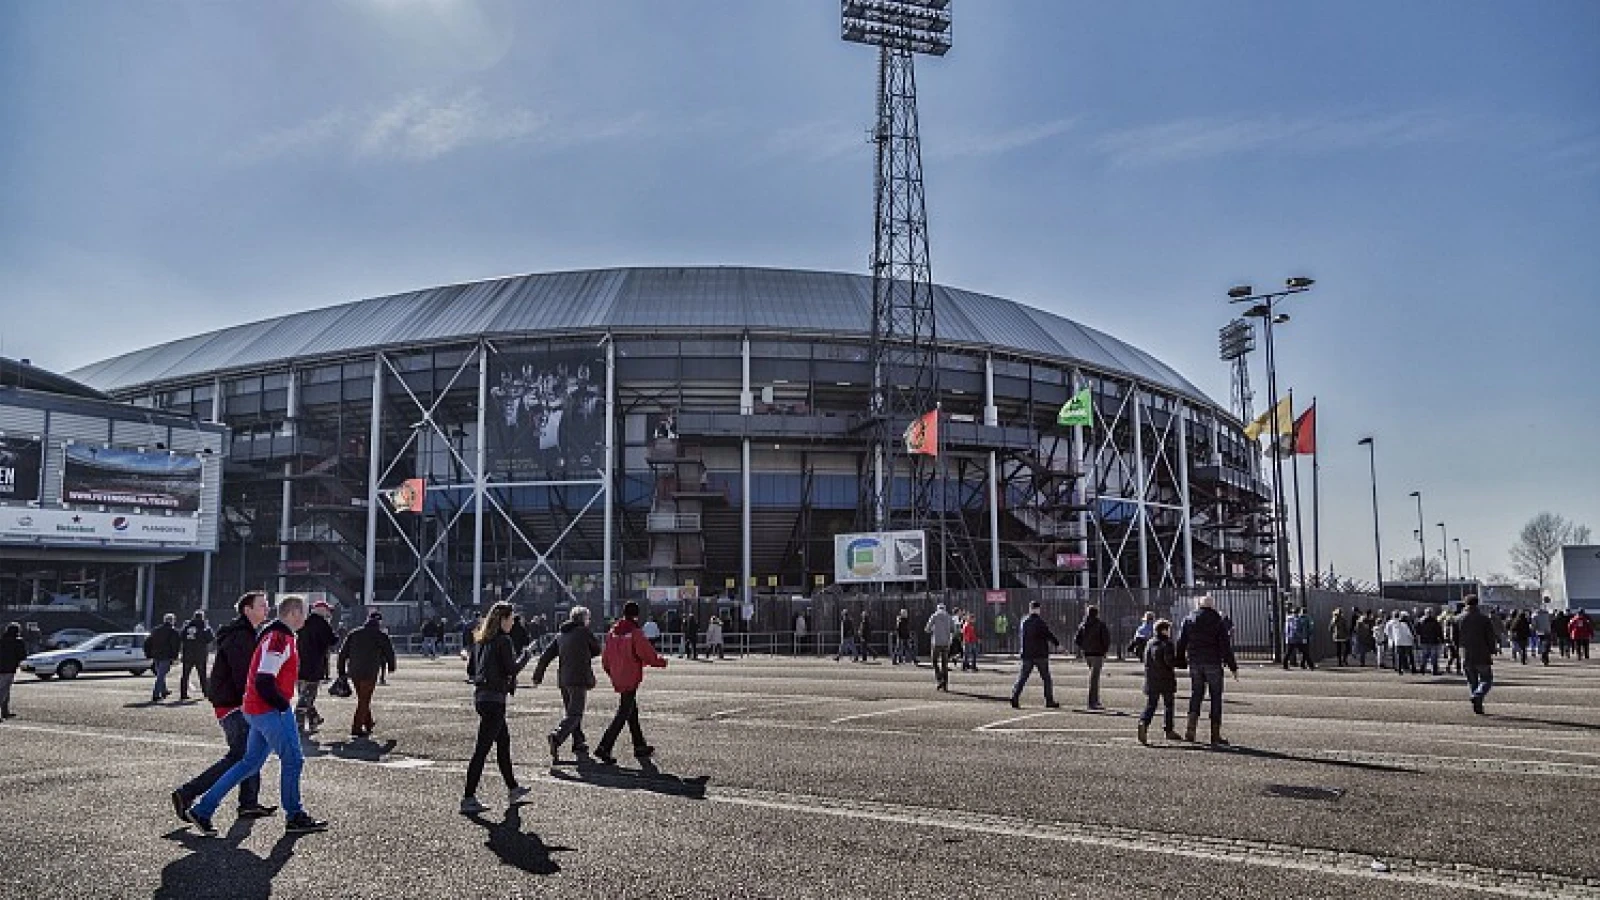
[740,334,753,415]
[983,354,1000,588]
[983,354,998,427]
[602,337,617,618]
[147,564,158,629]
[278,370,299,594]
[1133,387,1150,589]
[741,438,752,607]
[363,355,384,607]
[1178,402,1194,588]
[473,343,489,612]
[135,565,147,627]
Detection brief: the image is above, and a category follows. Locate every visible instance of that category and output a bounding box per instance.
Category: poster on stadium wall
[62,444,203,511]
[0,437,42,502]
[834,530,928,584]
[486,347,606,480]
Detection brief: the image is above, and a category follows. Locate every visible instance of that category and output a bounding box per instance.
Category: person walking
[1415,608,1445,676]
[144,613,182,702]
[834,611,856,662]
[993,610,1010,655]
[420,616,445,660]
[855,612,875,662]
[461,602,536,814]
[1127,612,1156,661]
[1571,611,1594,660]
[682,612,699,661]
[295,599,338,734]
[594,601,669,766]
[509,614,532,656]
[1330,608,1350,666]
[1454,594,1498,714]
[1532,606,1553,666]
[960,614,980,672]
[1552,608,1572,658]
[1009,601,1060,710]
[1296,607,1317,669]
[924,603,953,691]
[532,605,602,763]
[1,622,26,719]
[1373,611,1390,670]
[1353,611,1375,667]
[1137,619,1180,745]
[706,615,725,660]
[178,610,215,701]
[171,592,276,825]
[1073,606,1111,710]
[1175,594,1239,746]
[1386,612,1416,676]
[1508,611,1532,665]
[893,610,913,665]
[185,594,328,835]
[1442,607,1462,673]
[1282,610,1305,670]
[337,612,396,739]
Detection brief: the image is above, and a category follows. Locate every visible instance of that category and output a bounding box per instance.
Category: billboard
[63,444,203,511]
[0,507,200,547]
[486,348,606,480]
[0,437,42,503]
[834,530,928,584]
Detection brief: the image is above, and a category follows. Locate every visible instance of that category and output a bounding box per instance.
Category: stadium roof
[68,267,1213,405]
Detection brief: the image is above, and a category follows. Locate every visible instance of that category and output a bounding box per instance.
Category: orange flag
[903,410,939,457]
[1293,405,1316,455]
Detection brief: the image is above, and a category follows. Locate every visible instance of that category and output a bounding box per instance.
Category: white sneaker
[459,796,487,815]
[507,786,531,805]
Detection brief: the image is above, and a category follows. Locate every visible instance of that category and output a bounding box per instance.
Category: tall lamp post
[1358,437,1383,599]
[1463,548,1472,582]
[1409,491,1427,580]
[1437,522,1450,582]
[1229,277,1315,654]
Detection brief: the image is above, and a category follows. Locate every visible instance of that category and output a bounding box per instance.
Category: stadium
[67,266,1273,624]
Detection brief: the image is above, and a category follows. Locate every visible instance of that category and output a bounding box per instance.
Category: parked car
[45,628,100,649]
[22,632,149,680]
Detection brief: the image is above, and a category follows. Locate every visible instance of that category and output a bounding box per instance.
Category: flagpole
[1288,389,1308,609]
[937,403,947,595]
[1310,398,1320,587]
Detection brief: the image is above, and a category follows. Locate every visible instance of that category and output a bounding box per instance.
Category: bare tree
[1509,512,1592,589]
[1396,555,1443,581]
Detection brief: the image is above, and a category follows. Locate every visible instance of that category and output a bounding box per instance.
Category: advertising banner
[0,437,42,503]
[834,530,928,584]
[0,507,201,547]
[62,444,203,511]
[486,348,606,480]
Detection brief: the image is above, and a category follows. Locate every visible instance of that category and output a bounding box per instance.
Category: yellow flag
[1243,395,1293,441]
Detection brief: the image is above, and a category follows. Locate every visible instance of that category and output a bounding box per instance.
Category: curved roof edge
[67,266,1217,407]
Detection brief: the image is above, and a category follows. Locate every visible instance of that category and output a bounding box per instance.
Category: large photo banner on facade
[834,530,929,584]
[0,437,42,502]
[62,444,203,511]
[486,347,606,480]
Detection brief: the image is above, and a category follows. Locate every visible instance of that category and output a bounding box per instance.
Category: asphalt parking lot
[1,651,1597,899]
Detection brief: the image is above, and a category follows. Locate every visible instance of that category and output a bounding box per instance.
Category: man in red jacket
[594,601,668,766]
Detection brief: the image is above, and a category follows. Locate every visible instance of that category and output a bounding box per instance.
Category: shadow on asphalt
[1192,744,1419,774]
[466,804,574,876]
[302,736,399,762]
[549,759,711,799]
[154,827,308,900]
[947,690,1012,703]
[1489,714,1600,732]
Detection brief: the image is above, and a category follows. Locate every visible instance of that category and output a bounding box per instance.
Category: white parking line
[974,711,1062,731]
[829,704,943,724]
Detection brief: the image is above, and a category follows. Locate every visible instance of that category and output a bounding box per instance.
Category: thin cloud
[766,116,1075,164]
[1094,110,1459,167]
[933,118,1076,159]
[231,90,657,165]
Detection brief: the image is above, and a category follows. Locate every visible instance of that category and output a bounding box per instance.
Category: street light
[1409,491,1426,581]
[1437,522,1449,582]
[1453,537,1463,583]
[1358,437,1382,598]
[1229,276,1316,615]
[1463,548,1472,581]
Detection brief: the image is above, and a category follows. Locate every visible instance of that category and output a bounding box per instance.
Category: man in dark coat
[1453,594,1498,714]
[143,613,182,702]
[1,621,27,719]
[295,600,339,733]
[682,613,699,661]
[337,612,396,739]
[1137,619,1179,745]
[1175,594,1239,746]
[1010,601,1061,709]
[508,614,532,655]
[532,605,603,760]
[1073,606,1112,710]
[178,611,215,701]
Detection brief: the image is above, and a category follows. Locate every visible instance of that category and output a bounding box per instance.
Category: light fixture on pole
[1409,491,1426,581]
[1463,548,1472,581]
[1453,537,1463,583]
[1437,522,1449,582]
[1358,437,1382,598]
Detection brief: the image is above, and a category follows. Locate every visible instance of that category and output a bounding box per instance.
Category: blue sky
[2,1,1596,585]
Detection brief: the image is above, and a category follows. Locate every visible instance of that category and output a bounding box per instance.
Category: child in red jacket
[594,601,668,765]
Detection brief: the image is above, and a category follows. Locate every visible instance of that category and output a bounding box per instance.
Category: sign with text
[0,507,201,547]
[63,444,203,511]
[834,530,928,584]
[0,437,42,503]
[985,589,1008,605]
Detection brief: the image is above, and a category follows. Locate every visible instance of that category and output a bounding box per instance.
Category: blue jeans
[178,709,261,810]
[191,709,303,819]
[1464,663,1493,700]
[962,643,979,669]
[1419,644,1441,674]
[1189,665,1225,722]
[151,659,172,700]
[1011,658,1055,704]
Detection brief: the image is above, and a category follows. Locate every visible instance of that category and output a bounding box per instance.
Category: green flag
[1057,388,1093,427]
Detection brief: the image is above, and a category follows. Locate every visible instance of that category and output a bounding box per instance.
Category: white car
[21,632,150,680]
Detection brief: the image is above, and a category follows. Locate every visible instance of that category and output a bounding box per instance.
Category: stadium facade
[68,266,1274,621]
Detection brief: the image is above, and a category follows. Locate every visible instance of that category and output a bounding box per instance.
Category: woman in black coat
[1137,620,1179,745]
[1,621,28,719]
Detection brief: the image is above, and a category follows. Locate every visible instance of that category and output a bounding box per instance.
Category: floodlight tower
[842,0,952,536]
[1217,319,1256,425]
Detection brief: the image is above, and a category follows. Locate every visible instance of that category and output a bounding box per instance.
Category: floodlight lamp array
[842,0,953,55]
[1217,319,1255,361]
